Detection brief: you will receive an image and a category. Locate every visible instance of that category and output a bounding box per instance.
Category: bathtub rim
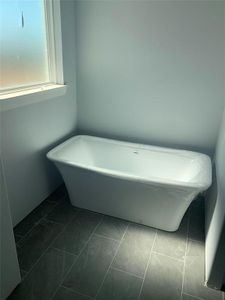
[47,135,212,191]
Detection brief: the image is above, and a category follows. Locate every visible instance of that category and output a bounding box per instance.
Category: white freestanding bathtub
[47,135,212,231]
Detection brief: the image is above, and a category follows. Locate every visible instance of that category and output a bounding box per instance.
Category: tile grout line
[42,212,79,226]
[17,185,67,235]
[110,266,144,280]
[19,222,68,282]
[94,232,123,243]
[20,269,28,281]
[51,246,78,258]
[180,211,190,300]
[16,215,49,246]
[50,214,105,300]
[16,220,42,247]
[94,222,130,299]
[15,199,62,247]
[17,200,64,278]
[19,207,80,282]
[94,214,105,231]
[42,217,70,226]
[60,285,94,299]
[151,250,184,263]
[137,229,158,300]
[14,234,23,241]
[14,233,23,237]
[183,202,223,300]
[182,292,204,300]
[188,238,205,244]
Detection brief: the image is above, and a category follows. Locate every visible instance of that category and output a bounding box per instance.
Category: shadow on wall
[41,132,76,184]
[205,157,225,291]
[3,130,76,227]
[205,166,218,237]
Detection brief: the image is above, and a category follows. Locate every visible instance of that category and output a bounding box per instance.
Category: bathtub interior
[47,135,212,190]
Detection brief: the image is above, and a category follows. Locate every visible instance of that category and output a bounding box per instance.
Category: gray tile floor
[9,186,224,300]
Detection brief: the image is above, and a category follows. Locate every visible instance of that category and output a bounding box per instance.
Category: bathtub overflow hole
[133,151,138,154]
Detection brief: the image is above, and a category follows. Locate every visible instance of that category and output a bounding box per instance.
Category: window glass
[0,0,49,91]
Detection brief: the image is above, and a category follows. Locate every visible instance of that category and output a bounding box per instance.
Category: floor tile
[14,234,23,244]
[182,293,202,299]
[20,270,27,280]
[140,252,183,300]
[63,234,119,298]
[153,213,188,260]
[53,286,92,300]
[112,223,156,277]
[96,267,142,300]
[17,219,63,271]
[11,190,222,300]
[53,210,102,255]
[46,201,78,225]
[95,215,128,240]
[14,200,57,236]
[47,185,68,202]
[189,198,205,242]
[184,240,222,300]
[9,248,75,300]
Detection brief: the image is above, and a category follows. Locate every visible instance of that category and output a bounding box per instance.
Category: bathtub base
[59,164,199,232]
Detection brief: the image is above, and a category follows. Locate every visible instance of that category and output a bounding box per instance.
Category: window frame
[44,0,64,85]
[0,0,64,97]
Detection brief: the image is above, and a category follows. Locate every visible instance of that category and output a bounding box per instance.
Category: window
[0,0,64,95]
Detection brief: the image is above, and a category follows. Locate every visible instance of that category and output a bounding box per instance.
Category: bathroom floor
[9,186,224,300]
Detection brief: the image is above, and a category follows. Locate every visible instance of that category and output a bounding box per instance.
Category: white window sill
[0,84,67,111]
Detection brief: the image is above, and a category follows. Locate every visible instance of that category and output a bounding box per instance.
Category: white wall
[205,105,225,288]
[1,0,77,226]
[0,154,21,299]
[76,0,225,155]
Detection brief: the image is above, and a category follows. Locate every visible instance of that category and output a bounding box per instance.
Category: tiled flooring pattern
[9,186,224,300]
